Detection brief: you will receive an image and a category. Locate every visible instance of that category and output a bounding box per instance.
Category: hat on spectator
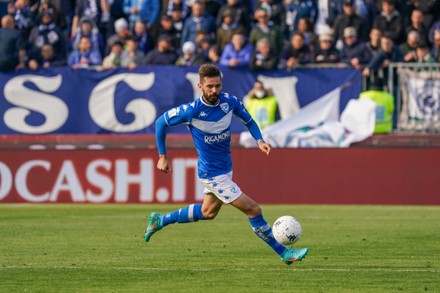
[114,18,128,33]
[319,33,333,42]
[343,27,357,38]
[158,34,172,42]
[182,41,196,54]
[171,3,183,11]
[222,9,234,18]
[342,0,354,5]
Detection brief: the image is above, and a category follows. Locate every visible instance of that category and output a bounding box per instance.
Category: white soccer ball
[272,215,302,245]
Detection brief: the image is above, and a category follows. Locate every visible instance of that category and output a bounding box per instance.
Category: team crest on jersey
[220,103,229,113]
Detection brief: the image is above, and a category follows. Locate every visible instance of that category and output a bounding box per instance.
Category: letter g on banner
[89,73,157,132]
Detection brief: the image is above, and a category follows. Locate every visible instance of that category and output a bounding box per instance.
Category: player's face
[199,76,222,105]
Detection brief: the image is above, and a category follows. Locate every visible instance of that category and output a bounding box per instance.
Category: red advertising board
[0,148,439,205]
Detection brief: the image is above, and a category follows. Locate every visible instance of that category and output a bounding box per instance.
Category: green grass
[0,204,439,293]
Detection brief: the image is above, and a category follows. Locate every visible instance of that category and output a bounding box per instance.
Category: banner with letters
[0,66,361,134]
[398,68,440,131]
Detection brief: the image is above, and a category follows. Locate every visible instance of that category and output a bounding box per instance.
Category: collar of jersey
[200,95,221,107]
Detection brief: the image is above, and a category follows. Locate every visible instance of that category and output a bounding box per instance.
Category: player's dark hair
[199,64,221,82]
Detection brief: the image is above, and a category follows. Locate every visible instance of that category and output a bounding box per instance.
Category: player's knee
[202,210,218,220]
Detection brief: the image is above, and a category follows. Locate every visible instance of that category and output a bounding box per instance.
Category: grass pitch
[0,204,439,293]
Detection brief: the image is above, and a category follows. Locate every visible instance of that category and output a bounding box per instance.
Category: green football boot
[280,247,309,265]
[144,212,163,242]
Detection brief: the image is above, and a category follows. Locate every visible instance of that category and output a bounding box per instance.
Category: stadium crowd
[0,0,439,73]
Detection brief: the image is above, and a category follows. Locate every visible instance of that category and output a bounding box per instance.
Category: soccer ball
[272,215,302,245]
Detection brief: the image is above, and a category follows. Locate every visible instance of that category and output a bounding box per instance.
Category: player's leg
[231,193,308,264]
[231,193,286,255]
[144,193,223,242]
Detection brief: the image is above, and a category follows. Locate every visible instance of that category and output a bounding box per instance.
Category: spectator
[132,20,154,55]
[216,8,245,53]
[244,80,280,130]
[143,33,178,65]
[339,27,371,69]
[71,0,111,40]
[207,44,221,63]
[407,0,440,29]
[279,32,311,70]
[0,15,27,72]
[400,30,420,63]
[332,0,368,47]
[249,8,284,55]
[284,0,317,39]
[365,26,382,58]
[431,30,440,63]
[123,0,160,30]
[313,33,339,64]
[296,17,317,51]
[219,32,253,68]
[255,0,285,27]
[8,0,36,39]
[28,8,67,62]
[157,14,180,49]
[216,0,249,33]
[249,37,278,70]
[195,32,212,61]
[362,34,403,78]
[169,3,185,38]
[175,41,205,66]
[373,0,403,44]
[313,0,341,36]
[428,20,440,45]
[68,35,102,68]
[415,43,436,63]
[28,43,66,69]
[102,41,124,68]
[121,37,144,68]
[405,9,428,44]
[38,0,67,31]
[106,18,131,54]
[71,17,105,57]
[162,0,188,18]
[180,1,216,47]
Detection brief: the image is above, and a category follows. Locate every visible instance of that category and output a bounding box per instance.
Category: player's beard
[203,92,220,105]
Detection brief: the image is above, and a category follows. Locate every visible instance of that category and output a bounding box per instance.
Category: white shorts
[200,172,242,204]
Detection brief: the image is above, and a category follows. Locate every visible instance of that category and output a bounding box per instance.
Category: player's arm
[155,115,173,173]
[245,119,271,155]
[155,104,193,173]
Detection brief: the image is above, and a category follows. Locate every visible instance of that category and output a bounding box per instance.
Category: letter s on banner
[89,73,157,132]
[4,75,67,134]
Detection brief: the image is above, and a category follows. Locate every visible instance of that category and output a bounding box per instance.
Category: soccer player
[145,64,308,265]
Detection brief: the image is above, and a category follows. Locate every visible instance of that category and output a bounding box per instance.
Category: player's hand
[157,155,172,173]
[258,141,271,156]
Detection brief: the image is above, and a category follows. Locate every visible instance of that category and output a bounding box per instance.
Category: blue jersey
[161,92,255,179]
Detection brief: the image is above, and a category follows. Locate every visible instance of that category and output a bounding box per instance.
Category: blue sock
[249,214,286,255]
[162,204,205,227]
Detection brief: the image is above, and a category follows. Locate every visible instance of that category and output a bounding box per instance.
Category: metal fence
[387,63,440,133]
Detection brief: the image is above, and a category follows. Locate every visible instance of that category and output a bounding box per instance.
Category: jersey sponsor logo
[167,107,180,118]
[204,130,230,144]
[220,103,229,113]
